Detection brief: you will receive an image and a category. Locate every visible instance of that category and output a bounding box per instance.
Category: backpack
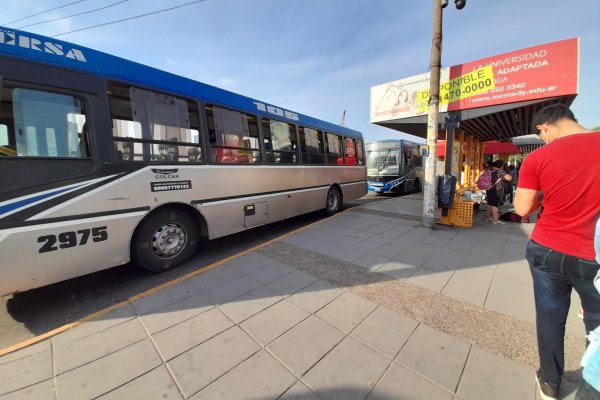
[476,170,493,190]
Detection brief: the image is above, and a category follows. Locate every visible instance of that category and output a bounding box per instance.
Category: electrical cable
[17,0,129,29]
[2,0,89,26]
[51,0,208,38]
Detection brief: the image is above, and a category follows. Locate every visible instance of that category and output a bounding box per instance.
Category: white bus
[366,140,423,194]
[0,27,367,295]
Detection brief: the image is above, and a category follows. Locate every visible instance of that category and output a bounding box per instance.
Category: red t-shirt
[518,132,600,260]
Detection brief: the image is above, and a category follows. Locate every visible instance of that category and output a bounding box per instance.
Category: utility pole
[422,0,466,229]
[422,0,444,229]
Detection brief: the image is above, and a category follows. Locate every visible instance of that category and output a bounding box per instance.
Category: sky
[3,0,600,143]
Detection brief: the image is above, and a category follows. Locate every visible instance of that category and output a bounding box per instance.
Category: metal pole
[422,0,443,229]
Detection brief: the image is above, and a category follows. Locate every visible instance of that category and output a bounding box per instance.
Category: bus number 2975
[37,226,108,253]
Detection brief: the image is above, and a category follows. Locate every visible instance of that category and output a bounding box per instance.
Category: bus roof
[0,27,362,139]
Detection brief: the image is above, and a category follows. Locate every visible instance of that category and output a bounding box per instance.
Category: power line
[18,0,129,29]
[51,0,208,38]
[2,0,89,26]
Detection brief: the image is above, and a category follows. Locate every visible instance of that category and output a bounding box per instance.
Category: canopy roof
[376,95,576,142]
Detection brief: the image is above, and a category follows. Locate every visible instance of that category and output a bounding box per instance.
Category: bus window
[299,126,324,164]
[205,105,260,164]
[326,132,343,165]
[344,137,357,165]
[108,84,201,163]
[0,86,88,158]
[262,118,298,164]
[356,139,364,166]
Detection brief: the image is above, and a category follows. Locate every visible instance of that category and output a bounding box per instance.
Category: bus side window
[205,104,261,164]
[0,86,88,158]
[356,139,364,166]
[299,126,325,165]
[108,83,202,163]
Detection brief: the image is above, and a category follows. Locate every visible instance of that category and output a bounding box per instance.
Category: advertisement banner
[370,38,579,122]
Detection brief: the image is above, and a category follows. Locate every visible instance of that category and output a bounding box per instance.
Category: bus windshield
[367,149,400,176]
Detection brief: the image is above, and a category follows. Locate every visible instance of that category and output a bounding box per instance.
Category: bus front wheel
[132,208,199,273]
[324,186,342,216]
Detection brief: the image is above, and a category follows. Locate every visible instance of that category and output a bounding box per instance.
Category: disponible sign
[370,38,579,123]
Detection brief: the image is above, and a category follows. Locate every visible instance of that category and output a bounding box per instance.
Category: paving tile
[367,363,453,400]
[397,323,471,392]
[167,326,260,398]
[53,304,136,347]
[267,316,344,376]
[202,275,262,305]
[0,340,50,365]
[316,291,377,333]
[139,291,214,335]
[375,260,418,280]
[484,260,535,323]
[55,339,162,400]
[351,306,419,359]
[395,250,431,267]
[226,254,277,275]
[152,307,234,360]
[240,299,310,345]
[0,379,55,400]
[54,317,148,374]
[441,265,496,307]
[186,266,244,292]
[354,253,392,271]
[191,350,296,400]
[279,381,321,400]
[330,247,369,263]
[97,366,183,400]
[130,282,196,316]
[288,280,344,313]
[353,240,384,252]
[303,336,391,400]
[371,244,406,258]
[0,350,51,395]
[405,267,455,293]
[218,285,283,323]
[422,251,464,271]
[456,346,534,400]
[267,270,319,297]
[246,262,296,284]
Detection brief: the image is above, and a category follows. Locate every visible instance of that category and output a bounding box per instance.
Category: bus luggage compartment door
[244,202,268,229]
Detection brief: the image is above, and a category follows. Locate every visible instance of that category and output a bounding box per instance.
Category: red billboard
[448,37,579,111]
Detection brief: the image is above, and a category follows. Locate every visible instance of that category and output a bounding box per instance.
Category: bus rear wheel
[324,186,342,216]
[132,208,199,273]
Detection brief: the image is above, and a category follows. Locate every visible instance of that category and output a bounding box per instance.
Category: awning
[437,140,521,157]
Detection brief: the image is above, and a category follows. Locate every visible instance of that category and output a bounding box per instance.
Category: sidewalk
[0,193,587,400]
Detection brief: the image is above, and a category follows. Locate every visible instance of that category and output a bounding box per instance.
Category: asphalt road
[0,192,385,349]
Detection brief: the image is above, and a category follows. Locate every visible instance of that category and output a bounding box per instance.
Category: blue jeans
[526,240,600,386]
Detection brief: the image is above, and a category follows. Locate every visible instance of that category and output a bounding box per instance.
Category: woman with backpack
[482,160,512,224]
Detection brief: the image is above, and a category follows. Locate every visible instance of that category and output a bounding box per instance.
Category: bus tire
[132,208,199,273]
[324,186,341,216]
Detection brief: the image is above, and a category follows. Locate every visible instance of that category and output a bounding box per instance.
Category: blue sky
[3,0,600,143]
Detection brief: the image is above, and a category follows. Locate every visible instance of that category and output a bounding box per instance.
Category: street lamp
[422,0,466,229]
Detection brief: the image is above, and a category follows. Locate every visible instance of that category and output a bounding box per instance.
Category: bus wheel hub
[152,224,185,258]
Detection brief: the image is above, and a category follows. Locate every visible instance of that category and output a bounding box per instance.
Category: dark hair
[531,104,576,134]
[493,159,504,168]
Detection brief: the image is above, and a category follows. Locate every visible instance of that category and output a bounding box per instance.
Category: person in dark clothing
[485,160,512,224]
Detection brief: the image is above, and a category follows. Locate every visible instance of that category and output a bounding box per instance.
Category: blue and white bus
[366,140,423,194]
[0,27,367,295]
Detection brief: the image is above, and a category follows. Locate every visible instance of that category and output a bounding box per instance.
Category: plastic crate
[447,199,475,228]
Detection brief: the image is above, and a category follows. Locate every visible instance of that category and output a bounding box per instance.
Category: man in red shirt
[515,104,600,400]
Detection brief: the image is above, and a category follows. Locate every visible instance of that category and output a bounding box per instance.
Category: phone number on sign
[151,181,192,192]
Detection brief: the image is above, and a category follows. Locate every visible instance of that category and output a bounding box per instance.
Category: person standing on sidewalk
[514,104,600,400]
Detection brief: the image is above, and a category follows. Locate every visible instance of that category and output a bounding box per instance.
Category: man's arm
[514,188,542,216]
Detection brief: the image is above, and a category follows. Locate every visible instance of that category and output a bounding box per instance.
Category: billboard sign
[371,38,579,123]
